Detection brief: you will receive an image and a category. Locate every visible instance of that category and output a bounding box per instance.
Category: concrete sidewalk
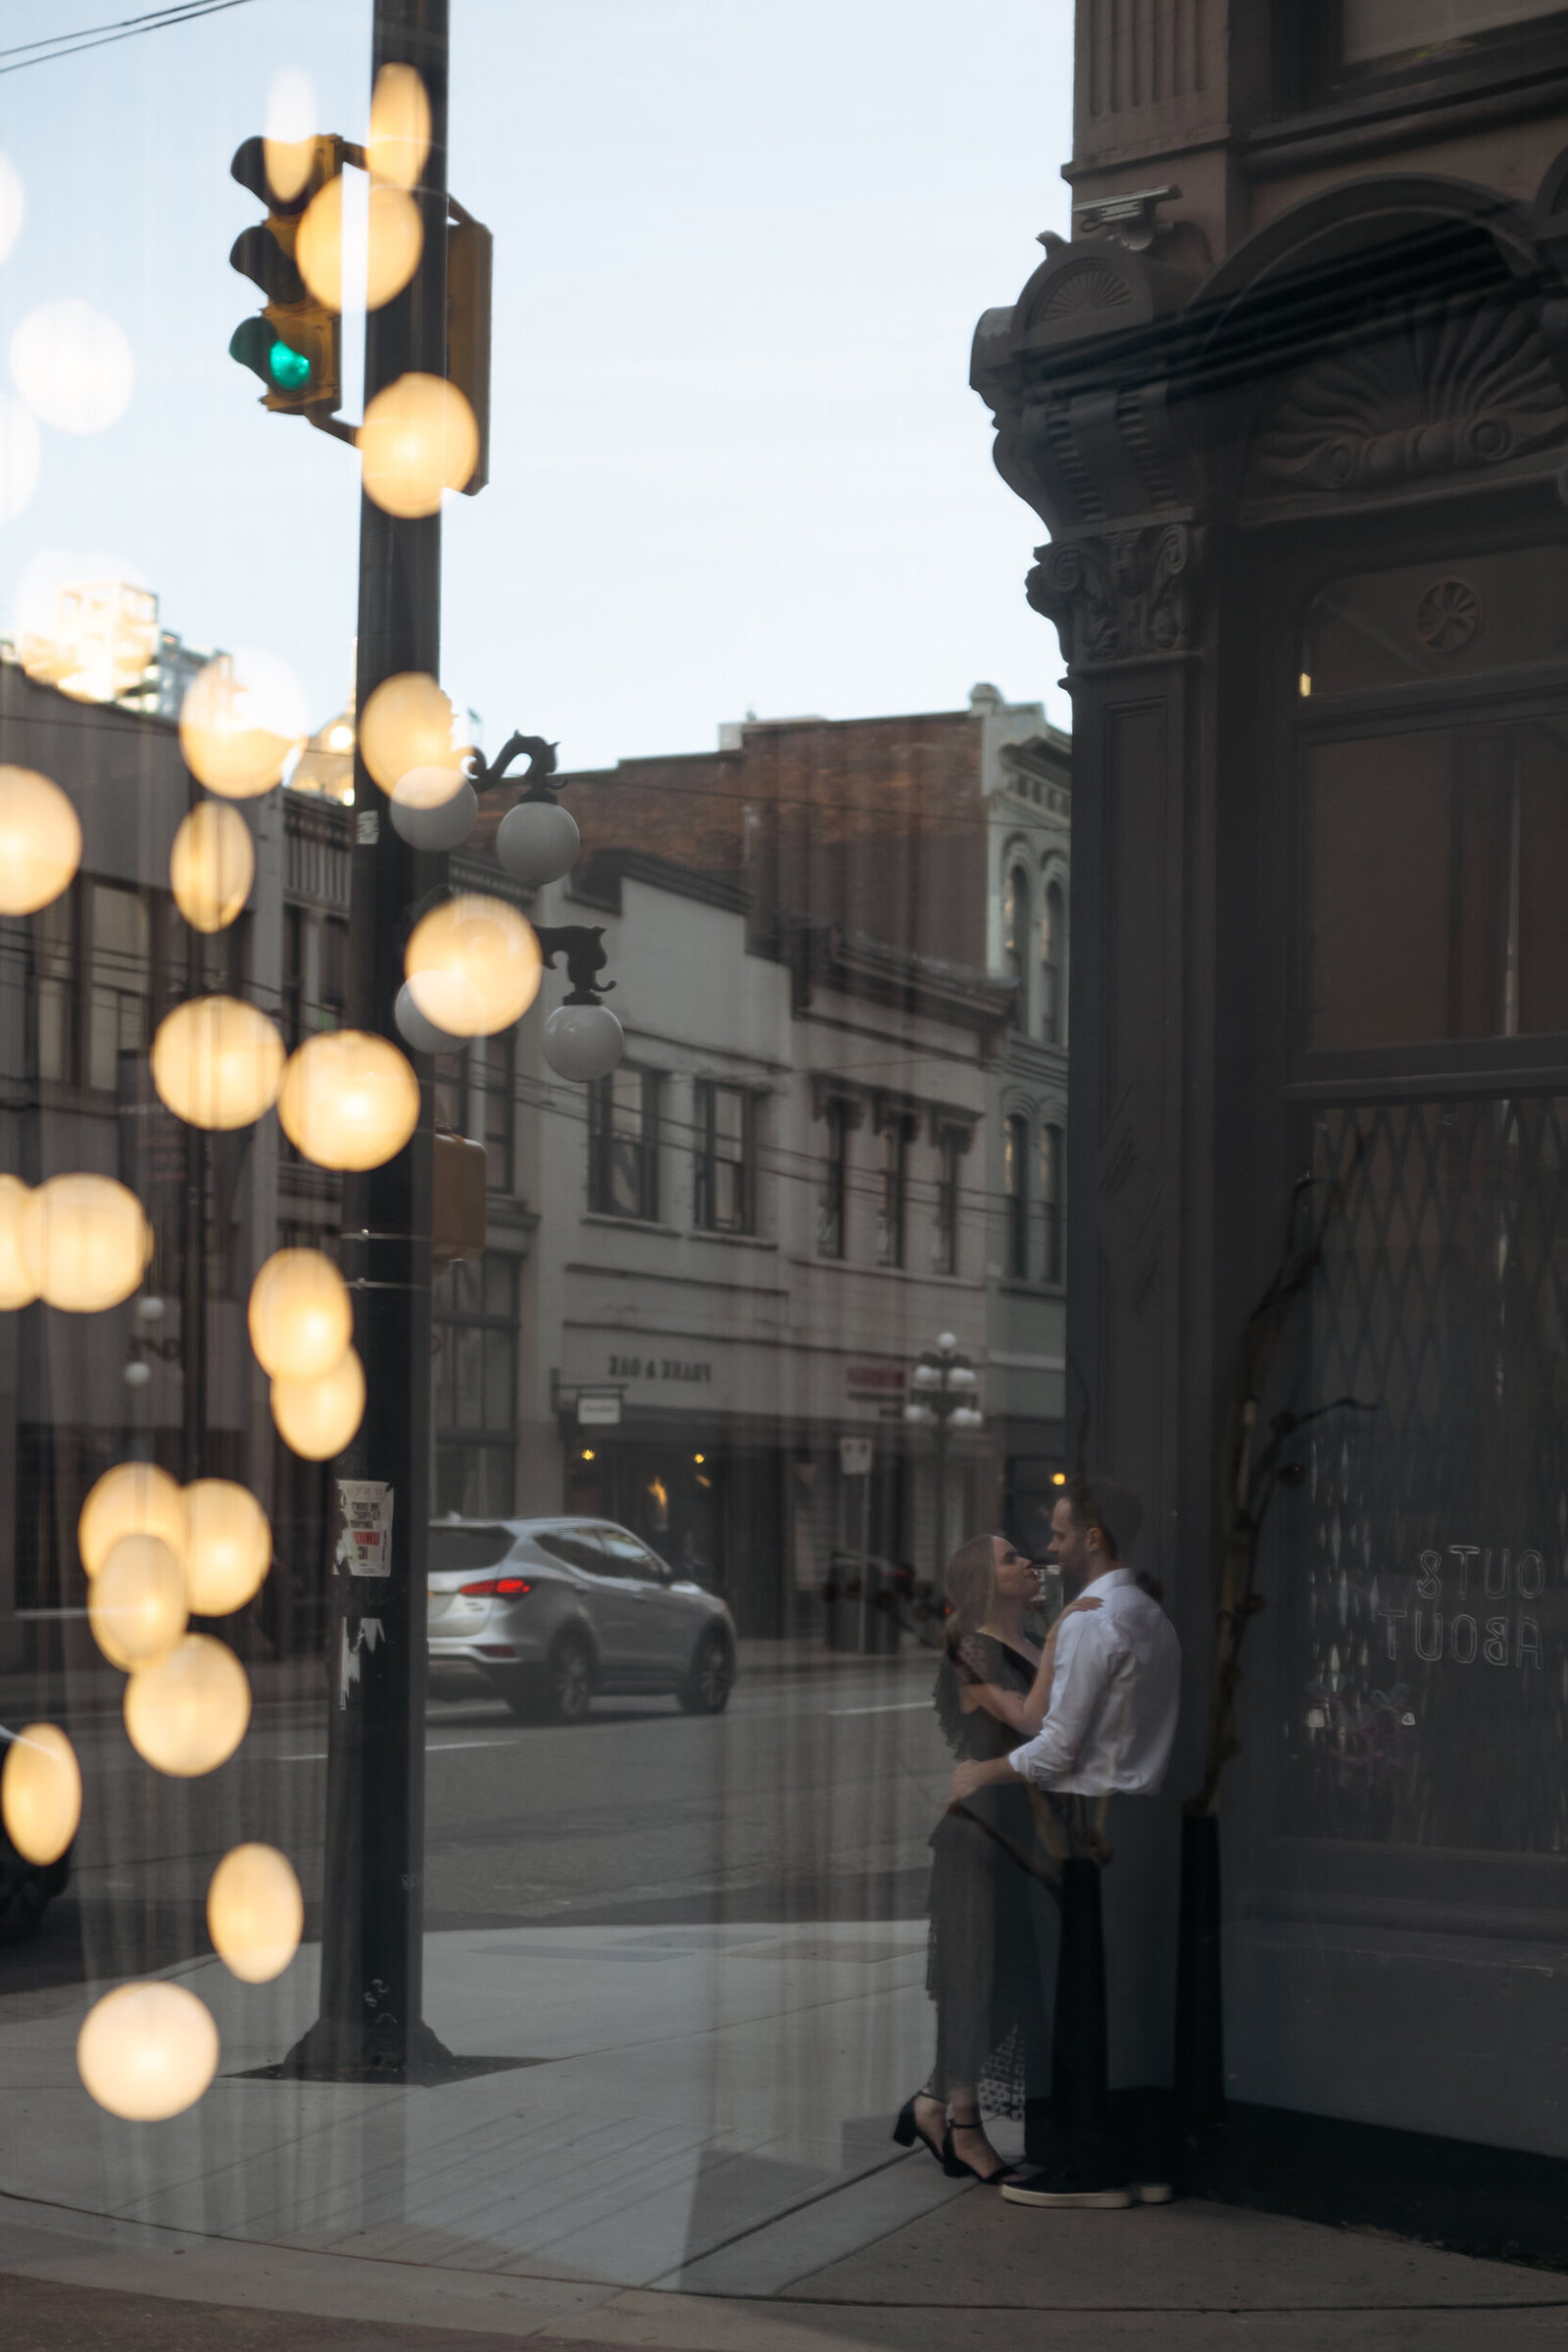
[1,1919,1564,2349]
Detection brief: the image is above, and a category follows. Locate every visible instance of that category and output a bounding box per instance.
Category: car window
[597,1526,669,1583]
[533,1528,610,1574]
[426,1524,516,1575]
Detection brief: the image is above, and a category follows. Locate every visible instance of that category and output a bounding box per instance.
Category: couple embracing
[895,1473,1180,2209]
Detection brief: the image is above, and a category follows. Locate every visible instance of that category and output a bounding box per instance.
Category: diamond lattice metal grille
[1294,1096,1568,1851]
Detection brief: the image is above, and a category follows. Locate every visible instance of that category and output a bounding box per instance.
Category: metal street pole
[285,0,453,2081]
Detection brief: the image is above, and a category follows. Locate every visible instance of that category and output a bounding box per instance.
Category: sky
[0,0,1074,771]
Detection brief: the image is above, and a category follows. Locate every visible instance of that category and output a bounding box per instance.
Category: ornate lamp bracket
[466,732,561,801]
[534,924,614,1005]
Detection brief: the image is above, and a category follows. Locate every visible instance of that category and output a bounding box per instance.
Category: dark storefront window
[1041,1121,1063,1285]
[876,1118,907,1267]
[1004,1112,1028,1278]
[588,1064,660,1220]
[934,1128,961,1276]
[816,1098,849,1257]
[1306,722,1568,1052]
[694,1080,755,1233]
[1295,1096,1568,1852]
[1004,860,1028,1025]
[1041,878,1063,1046]
[433,1251,518,1516]
[87,881,149,1093]
[32,890,74,1084]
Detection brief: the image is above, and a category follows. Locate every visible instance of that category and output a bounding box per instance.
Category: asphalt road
[1,1650,956,1993]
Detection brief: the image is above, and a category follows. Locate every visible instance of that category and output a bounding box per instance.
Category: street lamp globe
[937,1331,958,1354]
[911,1362,940,1391]
[951,1405,984,1430]
[497,798,579,887]
[543,1002,623,1082]
[904,1401,933,1425]
[949,1363,978,1390]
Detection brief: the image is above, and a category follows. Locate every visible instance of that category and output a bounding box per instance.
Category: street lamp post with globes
[903,1331,984,1580]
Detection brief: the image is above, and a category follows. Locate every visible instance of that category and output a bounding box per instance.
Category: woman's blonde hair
[944,1533,1003,1642]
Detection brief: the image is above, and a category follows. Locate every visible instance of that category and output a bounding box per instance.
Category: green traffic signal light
[269,339,312,391]
[228,316,315,396]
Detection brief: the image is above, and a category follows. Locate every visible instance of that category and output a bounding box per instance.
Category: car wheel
[678,1628,734,1715]
[546,1631,594,1723]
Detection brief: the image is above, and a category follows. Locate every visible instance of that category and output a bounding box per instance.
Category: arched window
[1041,878,1064,1046]
[1004,1113,1029,1278]
[1004,863,1029,1027]
[1041,1122,1063,1285]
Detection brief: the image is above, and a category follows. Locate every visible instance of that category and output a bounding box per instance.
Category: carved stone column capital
[1027,522,1202,667]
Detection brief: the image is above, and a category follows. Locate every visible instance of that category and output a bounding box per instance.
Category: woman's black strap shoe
[944,2117,1019,2186]
[893,2095,956,2173]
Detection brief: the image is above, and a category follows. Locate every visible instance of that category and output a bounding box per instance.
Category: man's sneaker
[1130,2180,1174,2204]
[1001,2160,1132,2210]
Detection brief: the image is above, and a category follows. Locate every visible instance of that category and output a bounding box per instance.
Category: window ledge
[999,1279,1065,1298]
[685,1228,777,1250]
[581,1211,681,1238]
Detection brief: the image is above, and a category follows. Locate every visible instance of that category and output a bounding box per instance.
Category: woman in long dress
[893,1532,1098,2183]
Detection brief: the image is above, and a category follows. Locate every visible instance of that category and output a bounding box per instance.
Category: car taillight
[457,1575,533,1597]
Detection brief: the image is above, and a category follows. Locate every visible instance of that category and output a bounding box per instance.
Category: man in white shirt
[950,1474,1181,2208]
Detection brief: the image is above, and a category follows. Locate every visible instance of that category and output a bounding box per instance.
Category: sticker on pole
[335,1480,395,1578]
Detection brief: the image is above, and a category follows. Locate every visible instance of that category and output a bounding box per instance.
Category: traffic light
[228,134,342,416]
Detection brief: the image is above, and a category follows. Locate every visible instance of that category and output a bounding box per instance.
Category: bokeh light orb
[170,801,254,933]
[359,672,467,801]
[392,980,465,1056]
[277,1032,419,1170]
[1,1722,79,1865]
[405,896,540,1039]
[178,649,308,800]
[11,300,135,435]
[123,1635,250,1777]
[208,1843,304,1984]
[390,780,476,851]
[247,1248,352,1382]
[77,1982,219,2121]
[0,152,24,267]
[297,173,422,312]
[79,1461,188,1578]
[182,1480,271,1617]
[270,1347,365,1460]
[0,765,80,913]
[33,1174,150,1312]
[359,374,477,517]
[264,66,316,203]
[0,393,41,526]
[89,1533,187,1672]
[151,997,284,1132]
[368,63,431,191]
[0,1174,39,1308]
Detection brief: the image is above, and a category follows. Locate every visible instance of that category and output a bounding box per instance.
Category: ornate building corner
[1026,522,1201,667]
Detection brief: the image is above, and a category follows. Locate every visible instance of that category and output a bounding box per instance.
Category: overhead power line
[0,0,257,76]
